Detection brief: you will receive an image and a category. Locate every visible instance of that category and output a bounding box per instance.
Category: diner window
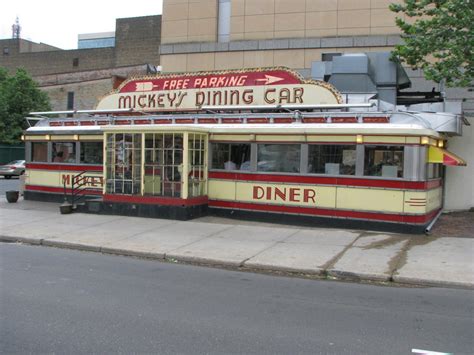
[31,142,48,162]
[52,142,76,163]
[364,145,404,178]
[143,133,183,197]
[211,143,251,171]
[188,133,207,197]
[105,133,142,195]
[80,142,103,164]
[427,163,441,179]
[257,144,300,173]
[308,145,356,175]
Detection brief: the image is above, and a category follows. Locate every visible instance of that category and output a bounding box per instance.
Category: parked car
[0,160,25,179]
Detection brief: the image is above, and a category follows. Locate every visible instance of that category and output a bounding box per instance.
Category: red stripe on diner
[26,163,103,172]
[208,171,442,190]
[103,194,208,206]
[209,200,439,224]
[25,185,102,195]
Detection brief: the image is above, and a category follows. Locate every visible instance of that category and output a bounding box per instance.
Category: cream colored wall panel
[370,26,399,35]
[338,28,372,36]
[403,191,428,214]
[161,54,187,73]
[245,0,275,15]
[337,188,404,213]
[305,11,337,30]
[244,31,276,40]
[274,30,305,39]
[427,187,442,212]
[188,34,216,42]
[25,135,48,141]
[304,49,323,68]
[371,0,402,9]
[214,52,244,70]
[231,16,245,34]
[306,0,337,12]
[273,49,305,69]
[305,29,338,38]
[208,180,237,200]
[370,8,398,28]
[232,0,245,16]
[26,170,60,187]
[244,14,275,33]
[306,136,356,143]
[255,135,306,143]
[163,2,189,21]
[162,20,189,40]
[188,1,218,19]
[275,13,305,31]
[338,10,371,28]
[231,32,245,41]
[210,134,253,142]
[338,0,371,10]
[275,0,306,13]
[243,50,274,67]
[188,18,217,37]
[51,135,75,141]
[406,137,421,144]
[235,182,337,208]
[79,135,103,141]
[363,136,406,144]
[186,53,215,72]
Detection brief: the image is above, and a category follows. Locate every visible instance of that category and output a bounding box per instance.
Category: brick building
[0,15,162,111]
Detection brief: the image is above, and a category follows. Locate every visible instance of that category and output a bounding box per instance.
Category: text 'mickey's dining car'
[23,67,466,233]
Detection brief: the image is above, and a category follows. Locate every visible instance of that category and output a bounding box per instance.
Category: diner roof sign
[96,67,343,112]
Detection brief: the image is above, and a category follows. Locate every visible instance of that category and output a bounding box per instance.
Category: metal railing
[63,171,93,207]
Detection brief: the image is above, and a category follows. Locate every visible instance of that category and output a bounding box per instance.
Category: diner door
[184,133,208,199]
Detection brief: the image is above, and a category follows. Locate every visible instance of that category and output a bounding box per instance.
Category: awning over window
[428,146,467,166]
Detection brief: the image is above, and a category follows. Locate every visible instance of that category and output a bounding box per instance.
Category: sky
[1,0,163,49]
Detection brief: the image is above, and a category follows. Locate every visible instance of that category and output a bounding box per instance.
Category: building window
[3,47,9,55]
[31,142,48,162]
[142,133,182,197]
[80,142,103,164]
[72,58,79,67]
[106,133,142,195]
[308,145,356,175]
[427,163,441,179]
[364,146,404,178]
[67,92,74,110]
[257,144,301,173]
[52,142,76,163]
[211,143,251,170]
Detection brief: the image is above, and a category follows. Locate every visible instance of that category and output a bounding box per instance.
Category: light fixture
[421,136,429,145]
[74,134,79,141]
[20,135,25,141]
[45,134,51,141]
[356,135,363,144]
[438,140,444,148]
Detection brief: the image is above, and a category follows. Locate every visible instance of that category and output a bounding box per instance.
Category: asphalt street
[1,243,472,354]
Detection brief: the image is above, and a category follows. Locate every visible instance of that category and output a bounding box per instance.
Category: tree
[390,0,474,87]
[0,68,51,144]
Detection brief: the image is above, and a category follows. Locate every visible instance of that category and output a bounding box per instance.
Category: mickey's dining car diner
[23,68,466,233]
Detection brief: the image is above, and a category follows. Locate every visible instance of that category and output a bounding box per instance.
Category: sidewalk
[1,199,473,289]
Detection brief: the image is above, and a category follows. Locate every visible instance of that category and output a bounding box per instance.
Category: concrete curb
[392,275,474,290]
[327,269,391,283]
[1,235,472,290]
